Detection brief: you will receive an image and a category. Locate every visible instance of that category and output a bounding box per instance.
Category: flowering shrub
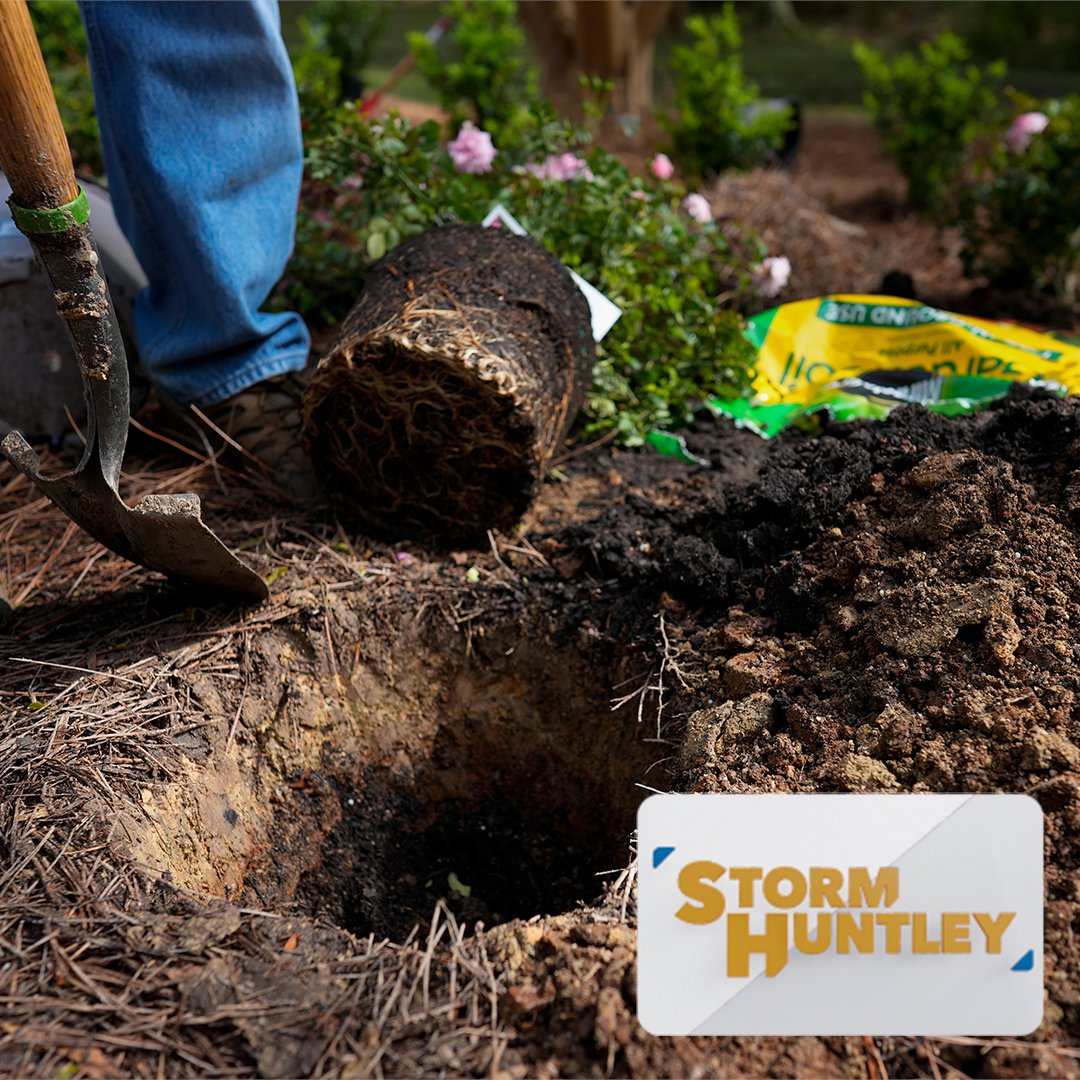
[279,104,769,442]
[958,94,1080,295]
[854,33,1006,218]
[407,0,531,143]
[856,32,1079,297]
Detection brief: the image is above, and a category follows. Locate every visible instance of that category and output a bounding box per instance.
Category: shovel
[0,1,267,601]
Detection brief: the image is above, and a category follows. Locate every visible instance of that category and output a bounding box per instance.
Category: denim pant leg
[78,0,310,407]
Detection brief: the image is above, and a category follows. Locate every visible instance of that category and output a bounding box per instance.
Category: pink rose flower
[753,255,791,299]
[649,153,675,180]
[525,152,593,181]
[447,122,496,174]
[1004,111,1049,153]
[682,192,712,223]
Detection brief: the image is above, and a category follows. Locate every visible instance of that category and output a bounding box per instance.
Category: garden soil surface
[2,114,1080,1079]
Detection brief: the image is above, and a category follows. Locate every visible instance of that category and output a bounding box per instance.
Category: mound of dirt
[4,388,1080,1078]
[708,169,881,301]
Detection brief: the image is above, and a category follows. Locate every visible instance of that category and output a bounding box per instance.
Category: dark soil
[471,387,1080,1078]
[303,224,595,542]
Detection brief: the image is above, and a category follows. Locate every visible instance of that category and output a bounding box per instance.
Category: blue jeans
[79,0,310,407]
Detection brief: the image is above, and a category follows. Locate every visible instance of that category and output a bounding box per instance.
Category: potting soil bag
[710,295,1080,437]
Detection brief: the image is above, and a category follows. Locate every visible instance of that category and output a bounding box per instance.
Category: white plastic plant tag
[482,203,622,341]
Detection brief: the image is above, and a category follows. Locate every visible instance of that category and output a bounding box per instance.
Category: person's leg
[78,0,310,409]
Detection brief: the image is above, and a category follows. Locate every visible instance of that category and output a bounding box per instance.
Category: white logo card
[638,794,1043,1036]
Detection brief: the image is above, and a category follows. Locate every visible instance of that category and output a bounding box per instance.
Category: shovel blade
[3,431,269,600]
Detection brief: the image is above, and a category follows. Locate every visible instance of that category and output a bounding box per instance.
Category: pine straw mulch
[705,166,969,307]
[0,445,949,1080]
[0,441,529,1079]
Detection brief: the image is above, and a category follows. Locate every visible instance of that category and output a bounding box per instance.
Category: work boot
[147,370,322,503]
[203,371,321,502]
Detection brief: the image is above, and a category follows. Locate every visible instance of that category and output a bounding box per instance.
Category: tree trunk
[518,0,673,120]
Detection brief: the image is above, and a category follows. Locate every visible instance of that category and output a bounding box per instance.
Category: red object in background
[358,16,451,116]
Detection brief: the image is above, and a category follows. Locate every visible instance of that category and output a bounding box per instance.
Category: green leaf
[366,231,387,261]
[448,871,472,898]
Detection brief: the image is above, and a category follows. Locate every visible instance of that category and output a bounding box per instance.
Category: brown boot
[148,371,322,503]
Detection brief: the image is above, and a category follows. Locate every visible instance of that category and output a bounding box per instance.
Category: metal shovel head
[1,197,268,603]
[3,430,269,599]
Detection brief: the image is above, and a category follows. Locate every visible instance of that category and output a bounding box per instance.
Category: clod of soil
[302,223,595,542]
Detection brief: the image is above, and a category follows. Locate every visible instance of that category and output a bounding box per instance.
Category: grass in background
[731,1,1080,106]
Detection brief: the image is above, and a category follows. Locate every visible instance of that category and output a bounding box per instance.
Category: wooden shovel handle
[0,0,78,210]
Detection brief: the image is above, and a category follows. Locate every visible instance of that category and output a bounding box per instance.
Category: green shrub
[290,13,344,140]
[853,32,1006,217]
[958,94,1080,295]
[407,0,533,143]
[306,0,389,99]
[278,104,761,442]
[662,5,794,179]
[29,1,102,179]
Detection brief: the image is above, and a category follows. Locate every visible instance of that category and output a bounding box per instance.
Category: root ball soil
[302,224,595,543]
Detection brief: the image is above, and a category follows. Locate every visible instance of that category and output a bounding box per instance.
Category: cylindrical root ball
[301,223,595,542]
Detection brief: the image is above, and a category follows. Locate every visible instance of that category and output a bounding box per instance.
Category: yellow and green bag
[710,295,1080,437]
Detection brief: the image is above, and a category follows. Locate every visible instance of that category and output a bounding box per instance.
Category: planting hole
[266,620,660,941]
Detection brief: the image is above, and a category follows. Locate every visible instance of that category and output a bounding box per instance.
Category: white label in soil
[637,794,1043,1036]
[482,204,621,341]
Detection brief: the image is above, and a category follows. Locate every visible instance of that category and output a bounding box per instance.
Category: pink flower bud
[524,152,593,181]
[753,255,791,299]
[682,192,713,223]
[1004,111,1049,153]
[649,153,675,180]
[447,122,497,174]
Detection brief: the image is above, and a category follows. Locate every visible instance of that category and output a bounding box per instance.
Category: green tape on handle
[9,186,90,234]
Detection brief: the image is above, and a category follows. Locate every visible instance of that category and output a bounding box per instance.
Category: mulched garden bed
[1,113,1079,1079]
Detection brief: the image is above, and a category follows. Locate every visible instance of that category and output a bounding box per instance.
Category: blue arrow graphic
[652,846,675,868]
[1011,950,1035,972]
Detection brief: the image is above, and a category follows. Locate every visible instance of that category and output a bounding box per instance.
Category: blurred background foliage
[28,0,1080,182]
[280,0,1079,111]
